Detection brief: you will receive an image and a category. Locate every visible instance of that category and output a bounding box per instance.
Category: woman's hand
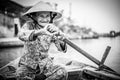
[34,24,66,40]
[34,25,54,36]
[45,24,59,33]
[44,24,67,40]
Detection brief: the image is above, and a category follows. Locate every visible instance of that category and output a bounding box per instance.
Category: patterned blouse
[18,21,67,70]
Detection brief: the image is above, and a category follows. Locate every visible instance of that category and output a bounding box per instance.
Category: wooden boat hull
[0,57,120,80]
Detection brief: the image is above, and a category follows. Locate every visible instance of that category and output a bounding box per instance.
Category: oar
[63,38,120,76]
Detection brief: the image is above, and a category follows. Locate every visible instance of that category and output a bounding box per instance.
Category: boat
[0,38,120,80]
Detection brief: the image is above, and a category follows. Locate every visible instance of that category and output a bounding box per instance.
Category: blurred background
[0,0,120,74]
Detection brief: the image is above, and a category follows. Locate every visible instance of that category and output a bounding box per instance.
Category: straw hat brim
[22,11,62,20]
[22,1,62,20]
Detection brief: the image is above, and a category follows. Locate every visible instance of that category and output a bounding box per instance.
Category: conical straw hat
[22,1,62,20]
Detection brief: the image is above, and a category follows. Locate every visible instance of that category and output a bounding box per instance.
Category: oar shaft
[63,38,100,65]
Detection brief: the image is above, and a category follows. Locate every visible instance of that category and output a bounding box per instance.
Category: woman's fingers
[42,24,66,39]
[46,24,58,33]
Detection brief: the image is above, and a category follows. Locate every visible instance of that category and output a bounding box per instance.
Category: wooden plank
[83,69,120,80]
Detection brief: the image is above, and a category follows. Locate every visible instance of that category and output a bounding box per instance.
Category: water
[0,37,120,74]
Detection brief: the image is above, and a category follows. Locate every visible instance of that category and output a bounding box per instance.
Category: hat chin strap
[27,14,44,28]
[49,12,57,23]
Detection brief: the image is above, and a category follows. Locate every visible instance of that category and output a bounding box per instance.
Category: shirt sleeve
[18,22,36,41]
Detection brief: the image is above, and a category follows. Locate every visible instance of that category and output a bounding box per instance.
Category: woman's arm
[18,22,51,42]
[46,24,67,53]
[18,22,35,41]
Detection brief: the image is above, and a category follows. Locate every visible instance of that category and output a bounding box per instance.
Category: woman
[17,1,68,80]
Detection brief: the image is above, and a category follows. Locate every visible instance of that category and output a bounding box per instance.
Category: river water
[0,36,120,74]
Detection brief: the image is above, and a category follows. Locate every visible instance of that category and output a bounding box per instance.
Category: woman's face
[36,12,51,27]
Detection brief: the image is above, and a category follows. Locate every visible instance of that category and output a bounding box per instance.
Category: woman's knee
[57,68,67,76]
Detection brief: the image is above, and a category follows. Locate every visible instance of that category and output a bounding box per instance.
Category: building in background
[0,0,24,38]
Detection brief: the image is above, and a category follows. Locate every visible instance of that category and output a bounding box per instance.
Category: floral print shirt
[18,21,67,70]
